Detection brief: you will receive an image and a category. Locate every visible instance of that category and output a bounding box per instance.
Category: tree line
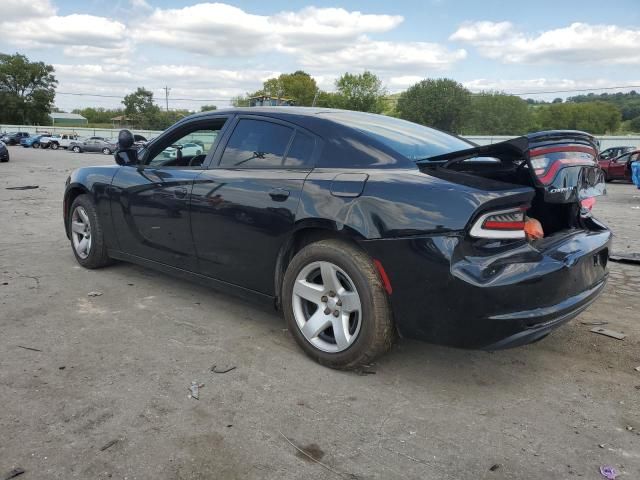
[0,53,636,135]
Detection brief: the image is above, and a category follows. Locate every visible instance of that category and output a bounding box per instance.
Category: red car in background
[599,150,640,182]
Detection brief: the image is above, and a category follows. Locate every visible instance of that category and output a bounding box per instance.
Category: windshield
[321,111,473,160]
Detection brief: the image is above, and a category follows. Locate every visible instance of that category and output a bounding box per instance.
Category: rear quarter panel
[296,168,534,239]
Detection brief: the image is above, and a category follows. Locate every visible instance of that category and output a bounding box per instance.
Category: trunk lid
[417,130,605,204]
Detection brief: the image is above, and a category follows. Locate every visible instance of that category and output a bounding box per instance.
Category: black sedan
[63,108,610,369]
[0,140,9,162]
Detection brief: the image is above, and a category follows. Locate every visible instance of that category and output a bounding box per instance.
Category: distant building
[249,96,294,107]
[111,115,132,128]
[49,112,88,126]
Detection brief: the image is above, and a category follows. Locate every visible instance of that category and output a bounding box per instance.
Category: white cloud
[300,40,466,72]
[1,14,128,58]
[1,0,53,21]
[132,4,404,56]
[450,21,640,64]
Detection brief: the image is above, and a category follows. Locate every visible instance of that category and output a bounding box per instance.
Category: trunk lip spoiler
[416,130,599,167]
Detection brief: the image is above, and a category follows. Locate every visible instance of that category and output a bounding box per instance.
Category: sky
[1,0,639,112]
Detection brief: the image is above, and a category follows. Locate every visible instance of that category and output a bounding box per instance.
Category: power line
[55,91,234,102]
[508,84,640,96]
[54,83,640,103]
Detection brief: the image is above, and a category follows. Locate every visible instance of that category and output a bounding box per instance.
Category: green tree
[231,95,250,107]
[200,104,217,112]
[0,53,57,124]
[333,71,386,113]
[464,92,532,135]
[629,116,640,132]
[122,87,162,129]
[533,101,621,134]
[396,78,470,133]
[261,71,318,106]
[72,107,124,124]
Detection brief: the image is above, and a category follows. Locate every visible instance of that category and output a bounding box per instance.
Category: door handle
[268,188,290,201]
[174,187,188,199]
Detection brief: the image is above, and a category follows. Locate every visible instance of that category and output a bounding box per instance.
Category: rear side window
[321,111,472,161]
[220,119,293,168]
[284,131,315,168]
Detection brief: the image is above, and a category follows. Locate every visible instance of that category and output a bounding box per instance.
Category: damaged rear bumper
[360,227,611,349]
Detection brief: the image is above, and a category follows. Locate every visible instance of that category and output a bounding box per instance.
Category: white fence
[0,124,162,140]
[2,124,639,150]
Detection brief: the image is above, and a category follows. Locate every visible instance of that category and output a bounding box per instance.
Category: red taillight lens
[470,207,527,239]
[581,197,596,211]
[529,145,597,185]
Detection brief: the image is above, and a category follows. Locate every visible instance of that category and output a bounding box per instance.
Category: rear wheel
[282,239,394,369]
[102,147,112,155]
[50,142,59,150]
[68,194,112,269]
[33,142,40,149]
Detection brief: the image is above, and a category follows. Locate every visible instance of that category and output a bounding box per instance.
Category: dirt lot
[1,147,639,480]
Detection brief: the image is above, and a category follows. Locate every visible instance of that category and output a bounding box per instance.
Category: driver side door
[109,116,229,271]
[609,153,629,180]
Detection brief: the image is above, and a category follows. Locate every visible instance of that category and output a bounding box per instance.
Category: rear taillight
[470,207,526,239]
[581,197,596,211]
[529,145,597,185]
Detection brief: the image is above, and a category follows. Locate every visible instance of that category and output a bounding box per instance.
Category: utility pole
[312,89,320,107]
[163,86,171,112]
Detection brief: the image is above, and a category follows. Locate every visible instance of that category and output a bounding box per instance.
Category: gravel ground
[1,147,639,480]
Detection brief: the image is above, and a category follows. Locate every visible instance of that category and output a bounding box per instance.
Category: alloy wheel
[292,261,362,353]
[71,206,92,259]
[102,148,111,155]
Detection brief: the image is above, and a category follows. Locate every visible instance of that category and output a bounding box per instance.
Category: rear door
[109,116,230,271]
[191,115,318,294]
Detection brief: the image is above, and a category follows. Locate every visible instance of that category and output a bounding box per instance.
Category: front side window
[146,121,225,168]
[219,119,294,168]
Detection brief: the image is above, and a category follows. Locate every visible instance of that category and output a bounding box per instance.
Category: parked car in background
[20,135,47,148]
[162,142,205,159]
[40,133,80,150]
[599,146,635,161]
[63,109,610,369]
[69,138,117,154]
[1,132,30,145]
[599,150,640,182]
[0,141,9,162]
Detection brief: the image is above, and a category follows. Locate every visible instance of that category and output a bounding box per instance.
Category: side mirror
[114,129,139,166]
[118,129,135,149]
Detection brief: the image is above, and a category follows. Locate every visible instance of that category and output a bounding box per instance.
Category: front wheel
[50,142,59,150]
[282,239,394,369]
[33,142,40,149]
[68,194,112,269]
[72,146,81,153]
[102,148,112,155]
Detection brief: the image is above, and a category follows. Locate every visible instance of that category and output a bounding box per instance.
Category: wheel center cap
[327,296,339,310]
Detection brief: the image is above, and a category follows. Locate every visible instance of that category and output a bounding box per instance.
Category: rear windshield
[321,111,472,161]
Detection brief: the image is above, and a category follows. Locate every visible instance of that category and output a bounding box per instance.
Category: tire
[33,142,40,149]
[102,148,112,155]
[72,146,81,153]
[51,142,59,150]
[68,194,112,269]
[282,239,394,369]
